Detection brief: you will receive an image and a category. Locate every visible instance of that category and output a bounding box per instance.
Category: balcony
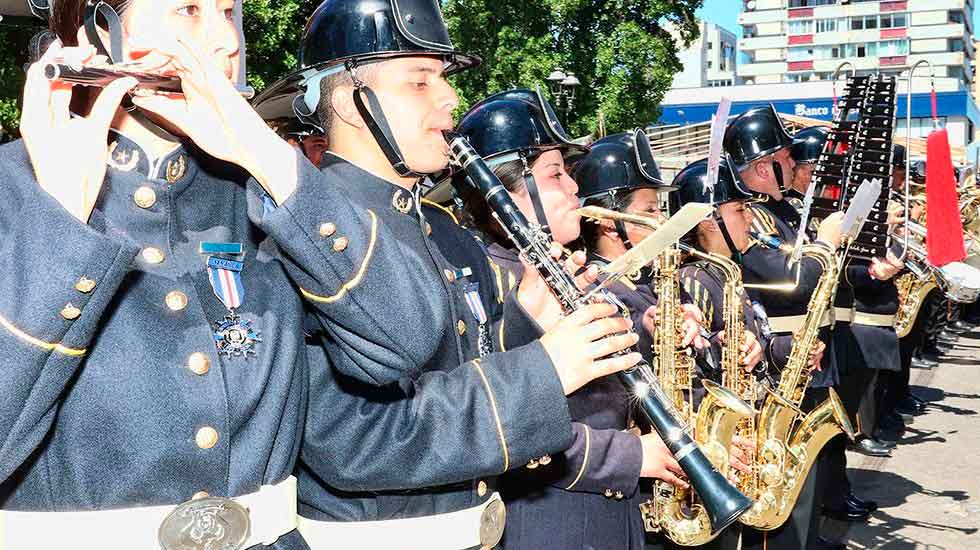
[880,1,908,11]
[788,60,815,71]
[881,28,909,39]
[880,56,908,66]
[789,34,815,45]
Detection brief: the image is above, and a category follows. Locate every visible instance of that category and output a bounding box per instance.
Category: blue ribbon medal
[203,242,261,358]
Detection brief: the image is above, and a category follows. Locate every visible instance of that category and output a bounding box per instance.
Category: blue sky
[695,0,980,38]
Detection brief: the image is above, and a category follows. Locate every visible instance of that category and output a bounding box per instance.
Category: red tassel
[925,128,965,266]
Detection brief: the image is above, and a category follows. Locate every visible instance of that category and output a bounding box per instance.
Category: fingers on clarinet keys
[541,302,642,396]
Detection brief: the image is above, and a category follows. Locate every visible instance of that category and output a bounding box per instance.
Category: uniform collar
[106,128,198,186]
[321,152,421,217]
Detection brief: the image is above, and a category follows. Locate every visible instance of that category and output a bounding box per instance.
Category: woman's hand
[539,302,641,395]
[639,432,688,488]
[728,435,756,477]
[716,330,763,372]
[126,36,297,203]
[20,42,136,223]
[808,340,826,371]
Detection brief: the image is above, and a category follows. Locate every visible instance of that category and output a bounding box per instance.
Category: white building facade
[671,21,740,88]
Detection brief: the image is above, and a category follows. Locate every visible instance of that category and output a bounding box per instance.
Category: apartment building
[671,21,740,88]
[738,0,974,86]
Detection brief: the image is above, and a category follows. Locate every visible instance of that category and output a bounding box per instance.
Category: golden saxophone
[894,271,938,338]
[578,207,752,546]
[740,244,855,530]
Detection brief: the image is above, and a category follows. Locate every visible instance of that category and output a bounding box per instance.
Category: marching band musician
[668,156,826,550]
[788,128,885,538]
[450,91,689,550]
[255,3,648,549]
[0,0,535,547]
[723,107,845,550]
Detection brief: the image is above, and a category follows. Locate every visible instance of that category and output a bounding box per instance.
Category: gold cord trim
[473,359,510,472]
[0,312,87,357]
[301,210,379,304]
[420,198,459,225]
[565,425,591,490]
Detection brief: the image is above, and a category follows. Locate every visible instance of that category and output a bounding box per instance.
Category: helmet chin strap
[614,219,634,251]
[348,62,426,180]
[772,160,788,193]
[714,212,743,264]
[520,151,552,237]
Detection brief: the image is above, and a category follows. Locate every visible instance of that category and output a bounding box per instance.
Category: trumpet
[44,63,255,98]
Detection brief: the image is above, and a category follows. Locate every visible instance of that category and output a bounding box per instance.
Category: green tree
[444,0,702,136]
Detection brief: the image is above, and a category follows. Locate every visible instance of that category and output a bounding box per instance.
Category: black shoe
[937,331,959,345]
[920,348,941,363]
[949,320,971,333]
[911,356,937,369]
[879,412,908,432]
[815,535,848,549]
[824,498,873,521]
[848,437,892,457]
[895,396,926,415]
[908,393,926,405]
[846,491,879,512]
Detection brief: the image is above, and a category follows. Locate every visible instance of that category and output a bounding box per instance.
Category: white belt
[852,312,896,327]
[768,310,833,334]
[834,307,854,324]
[299,492,505,550]
[0,476,297,550]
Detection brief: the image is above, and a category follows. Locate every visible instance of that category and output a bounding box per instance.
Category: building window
[788,47,814,62]
[950,38,965,52]
[785,72,813,83]
[949,10,965,24]
[880,14,907,29]
[789,0,835,6]
[815,18,841,33]
[788,20,814,35]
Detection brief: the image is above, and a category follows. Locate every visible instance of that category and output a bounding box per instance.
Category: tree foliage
[445,0,702,136]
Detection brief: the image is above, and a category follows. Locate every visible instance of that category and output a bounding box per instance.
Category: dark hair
[50,0,130,46]
[314,63,382,138]
[578,190,634,251]
[457,157,533,245]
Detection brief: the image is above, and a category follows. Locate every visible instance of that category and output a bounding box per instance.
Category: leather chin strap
[614,219,633,251]
[772,160,788,194]
[349,62,425,179]
[715,211,743,264]
[84,1,123,64]
[520,151,551,236]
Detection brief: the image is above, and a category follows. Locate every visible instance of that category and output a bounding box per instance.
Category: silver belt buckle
[158,497,251,550]
[479,498,506,550]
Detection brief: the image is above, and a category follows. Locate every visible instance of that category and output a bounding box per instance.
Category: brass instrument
[579,206,753,546]
[894,271,938,338]
[740,244,854,530]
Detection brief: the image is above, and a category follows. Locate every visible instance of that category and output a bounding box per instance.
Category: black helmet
[454,88,588,165]
[300,0,479,76]
[433,88,588,231]
[892,144,907,169]
[790,126,829,165]
[669,156,758,214]
[723,104,794,170]
[574,130,669,202]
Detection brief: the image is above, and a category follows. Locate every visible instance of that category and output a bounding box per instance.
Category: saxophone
[740,244,855,530]
[576,207,753,546]
[894,271,938,338]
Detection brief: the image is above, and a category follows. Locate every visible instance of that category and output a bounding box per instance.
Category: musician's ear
[331,83,365,130]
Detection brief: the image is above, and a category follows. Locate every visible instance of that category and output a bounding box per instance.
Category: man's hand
[717,330,763,372]
[518,245,598,331]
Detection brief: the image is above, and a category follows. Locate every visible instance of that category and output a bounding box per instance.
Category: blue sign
[658,90,979,127]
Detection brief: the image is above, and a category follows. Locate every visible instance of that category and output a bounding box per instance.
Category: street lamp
[546,68,581,124]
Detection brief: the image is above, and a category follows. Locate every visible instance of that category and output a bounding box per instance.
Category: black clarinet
[445,132,752,533]
[44,63,255,98]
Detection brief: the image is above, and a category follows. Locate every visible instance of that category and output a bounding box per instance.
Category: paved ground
[821,329,980,549]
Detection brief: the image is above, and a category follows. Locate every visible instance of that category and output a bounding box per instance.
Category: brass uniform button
[142,247,165,264]
[192,491,210,500]
[75,277,97,294]
[604,489,614,498]
[133,186,157,209]
[332,237,349,252]
[187,353,211,376]
[457,320,467,336]
[614,491,624,500]
[60,303,81,321]
[196,426,219,450]
[526,459,539,470]
[319,222,337,238]
[539,455,552,466]
[445,269,456,283]
[165,291,188,311]
[477,480,488,497]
